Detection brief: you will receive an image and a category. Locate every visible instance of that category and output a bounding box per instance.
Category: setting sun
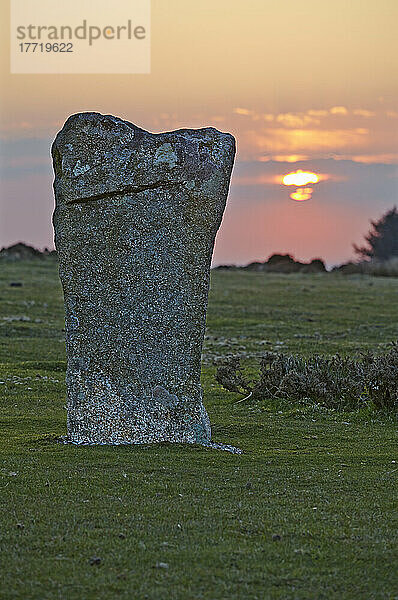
[282,170,320,186]
[282,169,321,202]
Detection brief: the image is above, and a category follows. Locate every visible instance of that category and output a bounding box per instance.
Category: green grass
[1,261,397,599]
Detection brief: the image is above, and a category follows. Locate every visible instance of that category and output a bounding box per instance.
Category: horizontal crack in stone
[66,180,184,205]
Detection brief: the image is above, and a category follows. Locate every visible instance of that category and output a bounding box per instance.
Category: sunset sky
[1,0,397,266]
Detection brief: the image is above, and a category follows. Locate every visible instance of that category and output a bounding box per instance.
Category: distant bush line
[1,243,398,277]
[215,254,327,273]
[0,243,57,261]
[214,253,398,277]
[215,343,398,412]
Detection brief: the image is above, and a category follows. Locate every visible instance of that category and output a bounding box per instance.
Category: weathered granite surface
[52,112,235,445]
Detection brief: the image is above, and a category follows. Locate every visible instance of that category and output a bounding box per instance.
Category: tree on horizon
[353,207,398,262]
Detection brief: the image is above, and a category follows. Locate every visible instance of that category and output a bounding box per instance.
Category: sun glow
[282,170,319,186]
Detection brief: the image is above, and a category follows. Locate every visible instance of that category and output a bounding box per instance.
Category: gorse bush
[364,257,398,277]
[215,343,398,411]
[334,257,398,277]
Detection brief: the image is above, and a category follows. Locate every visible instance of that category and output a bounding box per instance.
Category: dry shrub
[215,343,398,411]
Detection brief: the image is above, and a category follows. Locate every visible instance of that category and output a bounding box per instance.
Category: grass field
[1,260,397,599]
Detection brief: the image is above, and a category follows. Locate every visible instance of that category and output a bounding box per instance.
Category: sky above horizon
[1,0,397,266]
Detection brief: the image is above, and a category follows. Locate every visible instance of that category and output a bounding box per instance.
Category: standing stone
[52,112,235,445]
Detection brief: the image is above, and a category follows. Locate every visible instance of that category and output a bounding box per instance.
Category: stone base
[58,436,242,454]
[66,392,212,445]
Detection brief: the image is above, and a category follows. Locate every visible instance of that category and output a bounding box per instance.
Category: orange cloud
[335,153,398,164]
[353,109,375,117]
[307,109,329,117]
[247,127,369,154]
[233,107,253,116]
[276,113,320,128]
[270,154,309,162]
[330,106,349,115]
[152,107,398,165]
